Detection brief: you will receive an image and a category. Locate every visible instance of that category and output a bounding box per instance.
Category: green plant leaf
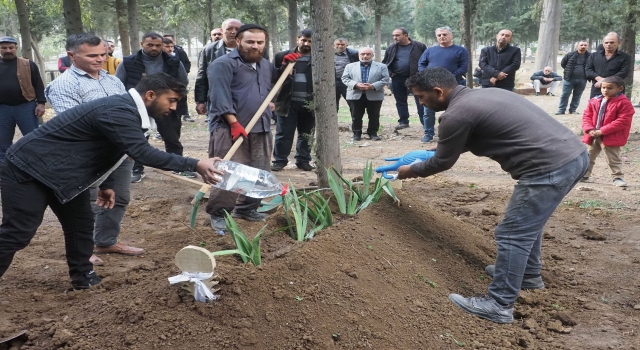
[327,168,347,214]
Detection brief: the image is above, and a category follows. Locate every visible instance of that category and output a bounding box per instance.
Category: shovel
[190,61,296,228]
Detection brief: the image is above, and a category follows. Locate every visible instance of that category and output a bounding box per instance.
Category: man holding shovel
[205,24,281,232]
[399,68,588,324]
[0,73,223,290]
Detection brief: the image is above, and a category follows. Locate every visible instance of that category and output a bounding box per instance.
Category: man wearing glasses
[417,26,469,143]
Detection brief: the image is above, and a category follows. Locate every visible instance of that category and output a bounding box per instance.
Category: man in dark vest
[0,36,46,164]
[115,32,189,183]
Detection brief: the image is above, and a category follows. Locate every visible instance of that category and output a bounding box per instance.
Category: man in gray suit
[341,47,390,141]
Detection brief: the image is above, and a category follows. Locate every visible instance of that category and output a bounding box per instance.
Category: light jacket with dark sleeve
[560,50,590,80]
[208,49,277,134]
[381,39,427,77]
[195,40,227,103]
[5,92,199,204]
[585,47,631,82]
[529,70,562,82]
[478,44,521,88]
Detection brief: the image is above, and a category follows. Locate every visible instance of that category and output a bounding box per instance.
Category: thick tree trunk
[205,0,214,44]
[534,0,562,71]
[620,1,636,100]
[14,0,32,60]
[128,0,140,52]
[288,0,298,49]
[374,12,381,62]
[30,40,46,83]
[62,0,83,36]
[310,0,341,187]
[115,0,131,56]
[461,0,477,88]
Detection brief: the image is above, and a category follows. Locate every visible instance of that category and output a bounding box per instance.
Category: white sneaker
[613,178,627,187]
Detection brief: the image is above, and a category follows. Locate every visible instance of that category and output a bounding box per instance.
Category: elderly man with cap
[0,36,46,164]
[205,23,278,232]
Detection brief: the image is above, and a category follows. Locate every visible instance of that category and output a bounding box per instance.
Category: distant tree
[128,0,140,52]
[535,0,562,71]
[62,0,83,35]
[14,0,32,59]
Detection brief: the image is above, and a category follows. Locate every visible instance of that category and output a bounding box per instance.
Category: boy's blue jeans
[489,151,588,305]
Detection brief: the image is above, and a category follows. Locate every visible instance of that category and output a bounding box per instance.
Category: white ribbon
[168,272,217,302]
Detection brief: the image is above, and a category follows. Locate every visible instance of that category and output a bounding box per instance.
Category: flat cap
[0,36,18,45]
[236,24,268,38]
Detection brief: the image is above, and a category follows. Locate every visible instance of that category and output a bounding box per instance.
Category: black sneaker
[131,171,145,183]
[71,270,102,290]
[546,92,554,96]
[352,134,361,141]
[183,115,195,123]
[555,111,565,115]
[296,163,315,171]
[420,134,433,143]
[369,135,381,141]
[271,163,286,171]
[394,123,409,130]
[231,209,267,222]
[172,170,197,179]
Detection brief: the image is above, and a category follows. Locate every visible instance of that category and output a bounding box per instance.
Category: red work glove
[282,52,302,65]
[229,121,248,141]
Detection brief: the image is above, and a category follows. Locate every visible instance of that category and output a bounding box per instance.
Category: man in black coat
[585,32,631,98]
[164,34,194,123]
[0,73,222,290]
[333,38,359,113]
[478,29,521,91]
[556,40,590,115]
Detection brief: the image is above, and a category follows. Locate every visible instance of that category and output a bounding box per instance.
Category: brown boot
[95,242,145,256]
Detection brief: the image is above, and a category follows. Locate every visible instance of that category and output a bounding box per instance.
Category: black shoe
[535,92,539,96]
[394,123,410,130]
[420,134,433,143]
[369,135,381,141]
[71,270,102,290]
[183,115,195,123]
[296,163,315,171]
[546,92,554,96]
[231,209,267,222]
[554,111,565,115]
[172,170,197,179]
[569,111,580,115]
[352,134,361,141]
[131,171,145,183]
[271,163,286,171]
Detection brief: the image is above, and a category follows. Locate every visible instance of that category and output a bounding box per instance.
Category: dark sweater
[0,58,46,106]
[410,86,585,179]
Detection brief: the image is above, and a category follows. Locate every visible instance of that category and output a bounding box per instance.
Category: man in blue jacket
[0,73,222,290]
[417,26,468,143]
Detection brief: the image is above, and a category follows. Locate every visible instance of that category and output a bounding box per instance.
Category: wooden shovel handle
[195,61,297,196]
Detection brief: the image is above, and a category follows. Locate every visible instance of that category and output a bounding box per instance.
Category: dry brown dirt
[1,66,640,349]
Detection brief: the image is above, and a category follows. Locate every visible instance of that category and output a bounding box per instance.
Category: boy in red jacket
[581,76,635,187]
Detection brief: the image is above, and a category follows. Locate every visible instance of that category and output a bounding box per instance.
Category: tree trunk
[461,0,477,88]
[205,0,214,44]
[522,41,527,63]
[115,0,131,56]
[62,0,83,36]
[310,0,341,187]
[269,8,280,60]
[288,0,298,49]
[534,0,562,71]
[30,40,46,83]
[128,0,140,52]
[374,12,381,62]
[14,0,32,60]
[620,0,637,100]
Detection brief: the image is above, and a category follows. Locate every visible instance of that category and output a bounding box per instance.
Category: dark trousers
[205,129,272,217]
[0,101,39,163]
[133,112,183,173]
[390,75,423,125]
[335,79,348,113]
[348,94,382,136]
[273,100,315,166]
[558,78,587,113]
[176,97,189,117]
[0,161,94,283]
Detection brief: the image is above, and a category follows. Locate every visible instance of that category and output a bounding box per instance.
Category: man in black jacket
[164,34,194,123]
[556,40,590,115]
[382,28,427,130]
[479,29,521,91]
[0,73,222,290]
[585,32,631,98]
[195,18,242,118]
[334,38,359,113]
[116,32,190,183]
[272,29,315,172]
